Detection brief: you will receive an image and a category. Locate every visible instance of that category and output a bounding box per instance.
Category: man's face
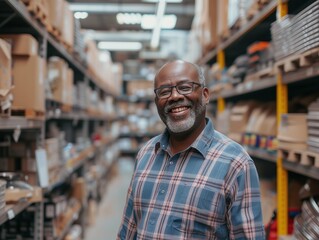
[154,61,209,134]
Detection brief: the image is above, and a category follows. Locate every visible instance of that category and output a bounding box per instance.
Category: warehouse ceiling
[67,0,195,61]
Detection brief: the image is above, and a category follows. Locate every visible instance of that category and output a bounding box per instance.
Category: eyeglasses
[154,81,203,99]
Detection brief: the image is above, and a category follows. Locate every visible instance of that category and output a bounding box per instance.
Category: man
[117,60,265,239]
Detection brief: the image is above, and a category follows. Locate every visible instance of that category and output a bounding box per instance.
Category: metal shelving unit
[201,0,319,237]
[0,200,31,225]
[211,77,277,100]
[283,160,319,181]
[0,0,121,239]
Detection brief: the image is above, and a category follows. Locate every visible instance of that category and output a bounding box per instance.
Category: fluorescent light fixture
[116,13,142,25]
[74,11,88,19]
[143,0,183,3]
[98,41,142,51]
[151,0,166,49]
[141,14,176,29]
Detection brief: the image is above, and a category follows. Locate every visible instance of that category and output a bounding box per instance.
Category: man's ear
[203,87,210,104]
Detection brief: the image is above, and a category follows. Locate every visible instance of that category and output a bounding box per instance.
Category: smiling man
[117,60,265,240]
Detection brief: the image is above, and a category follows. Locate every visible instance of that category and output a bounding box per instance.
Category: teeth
[171,107,187,113]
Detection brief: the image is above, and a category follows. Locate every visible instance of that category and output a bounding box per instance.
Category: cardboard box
[217,0,229,38]
[1,34,38,56]
[12,55,45,111]
[46,0,64,33]
[126,80,154,97]
[278,114,308,142]
[61,0,74,48]
[229,101,256,134]
[47,57,69,103]
[0,38,11,91]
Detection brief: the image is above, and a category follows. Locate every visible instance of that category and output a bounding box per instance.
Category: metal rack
[201,0,318,237]
[0,0,120,239]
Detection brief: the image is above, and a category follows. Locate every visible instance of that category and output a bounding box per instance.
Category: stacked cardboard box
[47,57,74,105]
[1,34,45,112]
[228,101,256,142]
[278,114,308,150]
[0,38,12,115]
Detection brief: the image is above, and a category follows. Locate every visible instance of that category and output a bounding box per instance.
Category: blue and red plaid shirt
[118,118,265,240]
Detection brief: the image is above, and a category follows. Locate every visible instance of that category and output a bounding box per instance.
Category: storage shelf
[55,203,81,240]
[211,77,276,100]
[247,148,277,163]
[4,0,44,36]
[0,117,43,130]
[199,0,277,65]
[45,146,95,193]
[0,200,31,225]
[282,62,319,85]
[3,0,113,96]
[283,160,319,180]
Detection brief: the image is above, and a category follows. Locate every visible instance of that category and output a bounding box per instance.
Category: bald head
[154,60,205,88]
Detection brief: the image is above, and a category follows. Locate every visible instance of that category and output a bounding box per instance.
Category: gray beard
[166,97,205,133]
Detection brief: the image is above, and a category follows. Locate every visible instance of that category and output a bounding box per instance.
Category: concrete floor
[84,158,134,240]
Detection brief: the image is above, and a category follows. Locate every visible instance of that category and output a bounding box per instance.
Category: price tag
[7,209,15,220]
[36,149,49,188]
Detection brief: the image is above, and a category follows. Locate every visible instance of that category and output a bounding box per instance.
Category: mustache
[164,100,192,113]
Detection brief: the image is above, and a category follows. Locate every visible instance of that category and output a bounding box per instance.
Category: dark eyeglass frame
[154,81,203,99]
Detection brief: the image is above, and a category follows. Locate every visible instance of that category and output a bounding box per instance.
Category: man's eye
[178,85,192,91]
[159,89,171,96]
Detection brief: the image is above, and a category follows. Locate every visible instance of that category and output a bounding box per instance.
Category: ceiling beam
[69,3,194,16]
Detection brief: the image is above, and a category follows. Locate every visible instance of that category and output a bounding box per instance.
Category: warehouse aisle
[84,158,134,240]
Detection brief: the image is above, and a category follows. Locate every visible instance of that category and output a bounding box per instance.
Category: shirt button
[169,161,174,165]
[150,219,155,225]
[160,189,165,194]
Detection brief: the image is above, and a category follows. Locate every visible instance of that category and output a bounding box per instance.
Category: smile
[170,106,189,113]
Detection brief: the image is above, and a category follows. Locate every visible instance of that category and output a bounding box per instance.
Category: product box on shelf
[46,0,64,35]
[278,114,308,143]
[1,34,38,56]
[60,0,74,49]
[217,0,229,39]
[12,55,45,112]
[126,80,154,97]
[47,57,72,104]
[0,38,11,90]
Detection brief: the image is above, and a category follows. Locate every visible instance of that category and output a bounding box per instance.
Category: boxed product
[0,38,11,90]
[12,55,45,111]
[46,0,64,33]
[278,114,308,142]
[0,34,38,56]
[47,57,70,104]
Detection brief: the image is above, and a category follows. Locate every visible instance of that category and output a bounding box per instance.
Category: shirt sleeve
[117,174,137,240]
[227,159,265,240]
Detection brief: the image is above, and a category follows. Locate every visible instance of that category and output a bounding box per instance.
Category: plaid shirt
[117,119,265,240]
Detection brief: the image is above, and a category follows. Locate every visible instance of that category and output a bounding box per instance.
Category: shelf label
[7,209,15,220]
[35,149,49,188]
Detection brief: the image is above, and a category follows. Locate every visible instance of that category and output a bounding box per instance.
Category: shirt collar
[155,118,215,158]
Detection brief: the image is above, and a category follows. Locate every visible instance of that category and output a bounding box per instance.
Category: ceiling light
[116,13,142,25]
[143,0,183,3]
[141,14,176,29]
[98,41,142,51]
[151,0,166,49]
[74,11,88,19]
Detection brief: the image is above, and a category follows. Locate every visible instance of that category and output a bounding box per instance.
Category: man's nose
[169,87,184,100]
